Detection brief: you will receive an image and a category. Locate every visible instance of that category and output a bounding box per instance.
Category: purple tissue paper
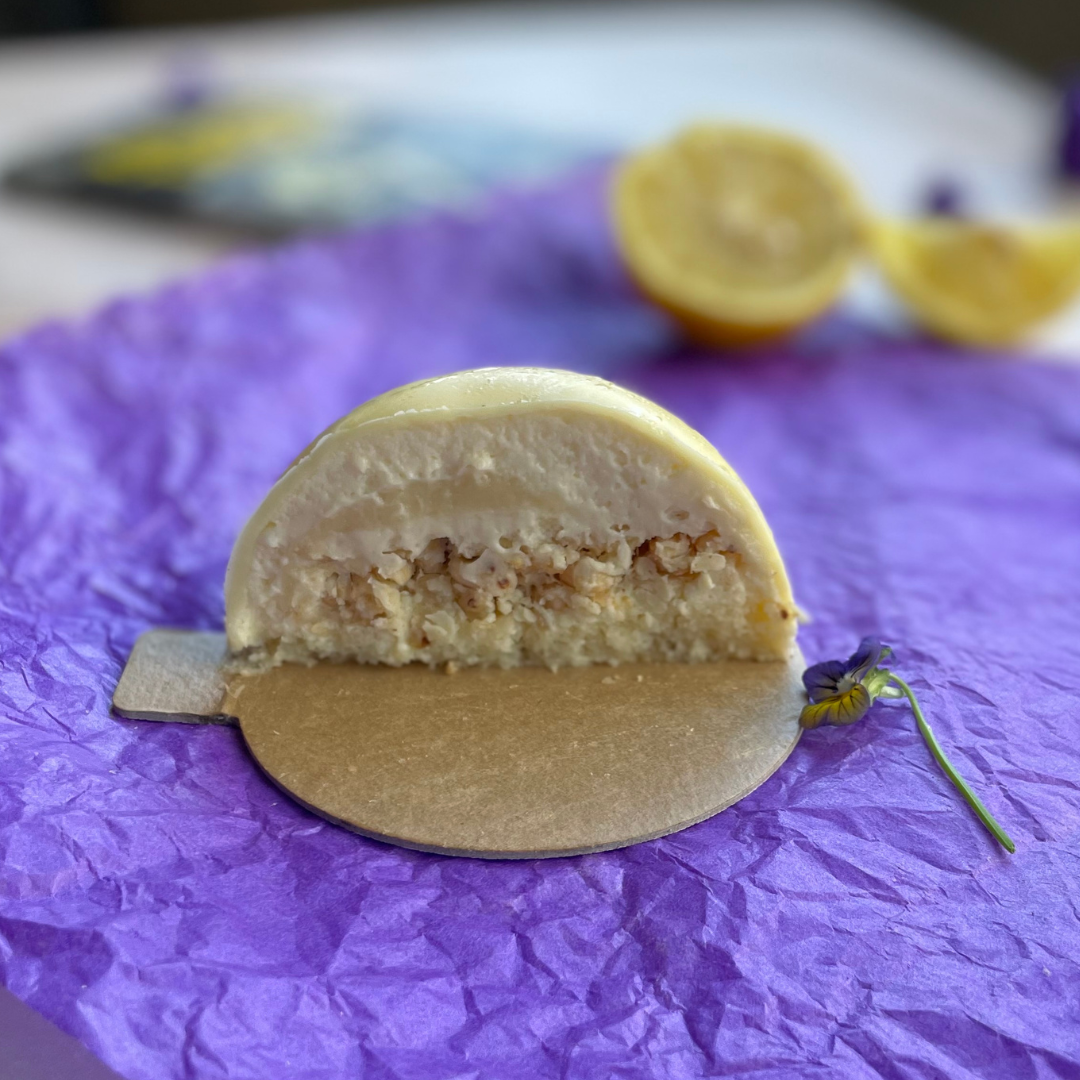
[1,169,1079,1080]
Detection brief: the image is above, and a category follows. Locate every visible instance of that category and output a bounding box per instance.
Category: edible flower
[800,637,893,728]
[800,637,1016,854]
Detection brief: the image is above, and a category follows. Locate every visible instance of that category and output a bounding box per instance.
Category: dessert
[225,368,796,669]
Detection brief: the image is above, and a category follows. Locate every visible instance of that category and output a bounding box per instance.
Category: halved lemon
[870,219,1080,346]
[611,124,863,346]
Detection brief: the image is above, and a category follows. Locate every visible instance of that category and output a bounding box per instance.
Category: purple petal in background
[1060,76,1080,179]
[921,175,967,216]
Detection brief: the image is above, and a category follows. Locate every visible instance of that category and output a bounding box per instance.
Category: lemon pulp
[870,219,1080,346]
[612,124,863,345]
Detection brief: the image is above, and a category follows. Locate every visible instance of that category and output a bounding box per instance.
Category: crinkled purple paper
[2,170,1079,1080]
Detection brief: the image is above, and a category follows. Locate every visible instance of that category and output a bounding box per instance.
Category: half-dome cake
[225,368,796,670]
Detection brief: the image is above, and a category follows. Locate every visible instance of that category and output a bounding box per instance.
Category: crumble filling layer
[234,530,793,671]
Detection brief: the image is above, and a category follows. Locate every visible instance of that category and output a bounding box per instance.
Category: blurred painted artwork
[4,96,603,233]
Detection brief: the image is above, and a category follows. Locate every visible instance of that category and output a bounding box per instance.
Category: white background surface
[0,0,1075,352]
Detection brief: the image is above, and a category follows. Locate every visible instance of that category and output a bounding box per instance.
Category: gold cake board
[113,630,803,859]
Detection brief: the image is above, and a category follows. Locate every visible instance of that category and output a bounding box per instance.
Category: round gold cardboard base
[112,632,805,859]
[225,654,804,859]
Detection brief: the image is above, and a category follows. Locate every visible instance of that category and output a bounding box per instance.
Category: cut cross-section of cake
[225,368,797,670]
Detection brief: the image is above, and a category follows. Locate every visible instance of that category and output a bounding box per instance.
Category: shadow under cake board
[113,630,804,859]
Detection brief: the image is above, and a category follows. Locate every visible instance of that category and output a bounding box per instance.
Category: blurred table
[1,0,1074,351]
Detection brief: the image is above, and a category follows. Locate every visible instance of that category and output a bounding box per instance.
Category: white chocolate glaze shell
[225,368,797,669]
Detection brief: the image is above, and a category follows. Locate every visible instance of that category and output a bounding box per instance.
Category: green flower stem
[888,674,1015,854]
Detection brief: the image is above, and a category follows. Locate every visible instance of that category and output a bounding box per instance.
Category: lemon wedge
[870,219,1080,346]
[612,124,863,345]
